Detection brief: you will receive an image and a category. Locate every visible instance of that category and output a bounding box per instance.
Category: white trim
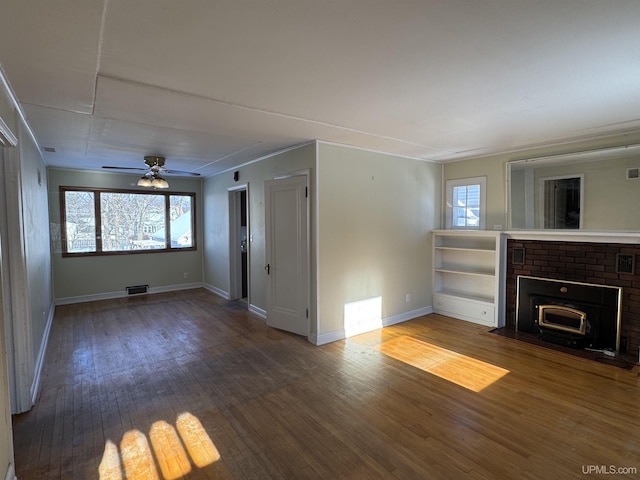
[314,140,321,340]
[4,138,33,414]
[316,140,438,163]
[211,141,315,177]
[0,64,44,162]
[30,302,55,405]
[4,463,16,480]
[227,184,249,302]
[384,306,433,327]
[312,329,345,346]
[248,304,266,319]
[0,115,17,147]
[538,173,584,229]
[440,130,640,164]
[202,283,230,300]
[505,230,640,244]
[149,283,203,294]
[55,282,205,305]
[312,306,433,346]
[445,176,487,230]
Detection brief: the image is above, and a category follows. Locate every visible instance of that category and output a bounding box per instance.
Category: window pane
[466,185,480,207]
[64,191,96,253]
[100,193,166,251]
[168,195,193,248]
[452,184,481,227]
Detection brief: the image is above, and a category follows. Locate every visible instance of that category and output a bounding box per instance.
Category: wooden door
[264,175,309,336]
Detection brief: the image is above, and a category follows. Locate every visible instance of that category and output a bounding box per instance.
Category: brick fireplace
[505,237,640,357]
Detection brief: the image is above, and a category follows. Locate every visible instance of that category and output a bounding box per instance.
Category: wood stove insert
[516,276,622,352]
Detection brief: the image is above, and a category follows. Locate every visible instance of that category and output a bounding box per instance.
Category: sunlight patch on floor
[176,412,221,468]
[376,335,509,392]
[99,413,219,480]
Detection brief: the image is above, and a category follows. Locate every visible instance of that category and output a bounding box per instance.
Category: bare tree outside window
[101,193,166,251]
[60,187,196,256]
[64,191,96,253]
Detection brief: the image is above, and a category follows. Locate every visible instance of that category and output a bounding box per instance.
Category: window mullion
[95,191,103,252]
[165,195,171,250]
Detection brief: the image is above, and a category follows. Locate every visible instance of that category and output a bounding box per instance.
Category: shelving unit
[432,230,505,328]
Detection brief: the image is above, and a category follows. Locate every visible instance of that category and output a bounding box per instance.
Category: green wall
[48,168,203,302]
[202,142,316,326]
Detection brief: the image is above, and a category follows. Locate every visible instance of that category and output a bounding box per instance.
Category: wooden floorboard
[12,288,640,479]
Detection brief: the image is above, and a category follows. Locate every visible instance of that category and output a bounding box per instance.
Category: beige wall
[441,154,506,230]
[316,143,441,338]
[202,143,316,324]
[443,131,640,231]
[517,155,640,230]
[48,168,203,301]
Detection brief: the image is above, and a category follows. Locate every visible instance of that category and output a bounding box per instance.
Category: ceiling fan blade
[102,166,148,172]
[162,169,201,176]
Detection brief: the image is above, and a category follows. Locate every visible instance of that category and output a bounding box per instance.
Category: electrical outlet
[183,272,188,279]
[405,293,411,303]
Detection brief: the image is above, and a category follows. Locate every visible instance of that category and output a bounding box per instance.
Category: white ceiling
[1,0,639,176]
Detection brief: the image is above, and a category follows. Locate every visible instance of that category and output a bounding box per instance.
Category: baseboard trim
[248,304,266,319]
[383,306,433,327]
[202,283,229,300]
[55,283,204,305]
[313,329,346,346]
[30,302,55,406]
[314,306,433,346]
[4,463,16,480]
[201,285,265,318]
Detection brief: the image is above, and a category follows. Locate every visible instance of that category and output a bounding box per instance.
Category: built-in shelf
[432,230,505,328]
[435,246,495,252]
[436,289,494,304]
[434,267,495,277]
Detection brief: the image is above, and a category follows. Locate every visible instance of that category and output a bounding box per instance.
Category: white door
[265,175,309,336]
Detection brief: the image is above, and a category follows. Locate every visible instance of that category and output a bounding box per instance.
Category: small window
[445,177,486,229]
[60,187,196,256]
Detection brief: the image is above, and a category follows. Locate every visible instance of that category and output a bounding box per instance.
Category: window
[60,187,196,256]
[445,176,486,229]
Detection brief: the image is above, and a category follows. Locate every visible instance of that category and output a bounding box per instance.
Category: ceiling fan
[102,155,201,189]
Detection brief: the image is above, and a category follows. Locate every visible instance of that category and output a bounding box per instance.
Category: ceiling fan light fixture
[151,176,169,189]
[137,176,153,187]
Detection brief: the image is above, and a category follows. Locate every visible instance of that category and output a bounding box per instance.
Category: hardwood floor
[13,289,640,479]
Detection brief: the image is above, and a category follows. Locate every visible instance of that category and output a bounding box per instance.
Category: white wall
[316,143,441,341]
[48,168,203,303]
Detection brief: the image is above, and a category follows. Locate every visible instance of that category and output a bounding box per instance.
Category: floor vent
[126,284,149,295]
[626,167,639,180]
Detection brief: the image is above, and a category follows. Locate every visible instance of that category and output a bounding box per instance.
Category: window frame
[59,186,197,257]
[445,176,487,230]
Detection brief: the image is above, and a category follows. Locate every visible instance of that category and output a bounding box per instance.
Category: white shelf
[432,230,505,328]
[435,246,495,253]
[436,289,494,304]
[434,267,495,277]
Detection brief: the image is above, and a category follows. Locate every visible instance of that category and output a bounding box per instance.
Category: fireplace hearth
[516,276,622,352]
